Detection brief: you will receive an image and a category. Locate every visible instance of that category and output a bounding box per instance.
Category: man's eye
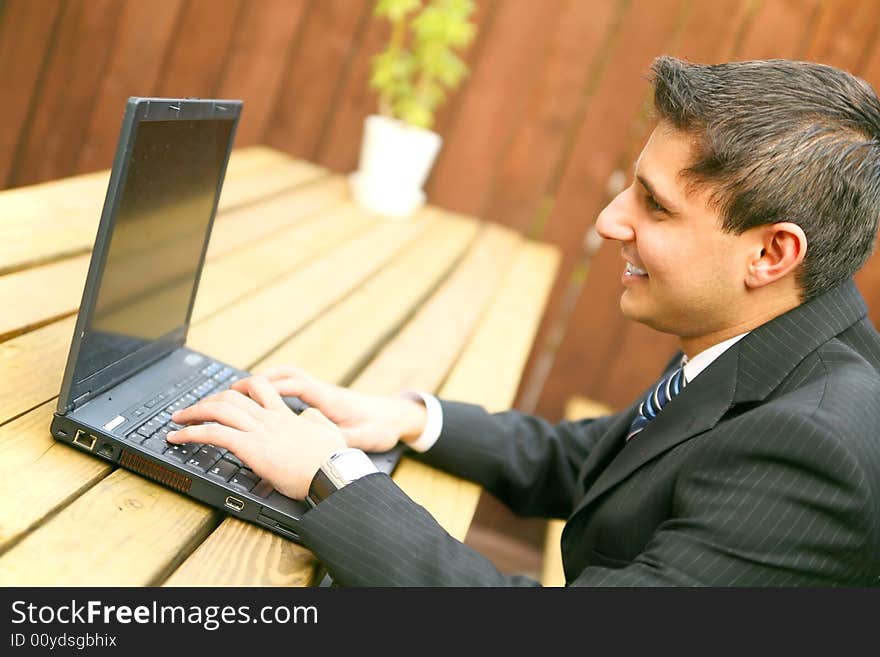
[645,194,666,213]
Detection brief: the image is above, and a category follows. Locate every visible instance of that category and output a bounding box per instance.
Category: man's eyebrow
[635,172,679,214]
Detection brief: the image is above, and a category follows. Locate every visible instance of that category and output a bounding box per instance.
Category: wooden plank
[154,0,243,98]
[263,0,372,159]
[0,468,218,586]
[0,255,87,342]
[163,221,522,585]
[0,403,112,552]
[0,0,64,188]
[391,240,559,543]
[541,519,565,586]
[188,211,436,368]
[214,0,311,147]
[258,214,481,384]
[204,176,348,258]
[195,204,376,321]
[0,148,326,275]
[0,315,75,425]
[162,518,319,587]
[75,0,185,174]
[8,0,124,188]
[481,0,618,233]
[426,0,557,217]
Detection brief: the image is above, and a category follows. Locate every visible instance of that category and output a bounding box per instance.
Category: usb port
[224,496,245,512]
[73,430,97,451]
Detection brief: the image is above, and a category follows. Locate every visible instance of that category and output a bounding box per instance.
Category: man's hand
[251,364,428,453]
[166,376,346,500]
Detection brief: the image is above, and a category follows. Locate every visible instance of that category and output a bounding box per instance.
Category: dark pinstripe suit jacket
[299,279,880,586]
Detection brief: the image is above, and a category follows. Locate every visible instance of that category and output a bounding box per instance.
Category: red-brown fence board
[215,0,311,148]
[520,0,688,419]
[426,0,558,217]
[9,0,123,187]
[76,1,184,173]
[481,0,619,234]
[263,0,371,159]
[154,0,243,99]
[0,0,64,187]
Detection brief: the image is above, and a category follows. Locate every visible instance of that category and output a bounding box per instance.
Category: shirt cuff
[400,391,443,453]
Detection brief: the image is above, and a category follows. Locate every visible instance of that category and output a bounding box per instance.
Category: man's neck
[679,293,802,360]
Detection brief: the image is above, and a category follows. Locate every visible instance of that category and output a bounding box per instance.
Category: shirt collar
[681,332,749,384]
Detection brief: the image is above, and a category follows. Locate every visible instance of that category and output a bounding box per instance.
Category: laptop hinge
[71,391,91,410]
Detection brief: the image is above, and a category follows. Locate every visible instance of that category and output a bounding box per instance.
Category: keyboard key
[223,452,244,468]
[196,445,224,463]
[186,449,220,472]
[207,458,238,482]
[165,443,199,462]
[252,479,273,498]
[229,469,259,492]
[141,436,169,454]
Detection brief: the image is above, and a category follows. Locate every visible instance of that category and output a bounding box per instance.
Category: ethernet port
[72,430,97,451]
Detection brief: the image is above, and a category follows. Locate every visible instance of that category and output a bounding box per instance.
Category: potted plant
[350,0,477,218]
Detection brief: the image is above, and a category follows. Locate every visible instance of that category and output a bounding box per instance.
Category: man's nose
[595,189,635,243]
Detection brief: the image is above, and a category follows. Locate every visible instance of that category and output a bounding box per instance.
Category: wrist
[394,397,428,444]
[306,448,379,508]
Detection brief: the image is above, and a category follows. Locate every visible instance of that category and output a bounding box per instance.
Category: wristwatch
[306,448,379,508]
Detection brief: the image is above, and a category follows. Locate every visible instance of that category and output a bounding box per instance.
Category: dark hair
[650,56,880,301]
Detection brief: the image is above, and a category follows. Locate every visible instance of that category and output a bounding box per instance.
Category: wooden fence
[3,0,880,421]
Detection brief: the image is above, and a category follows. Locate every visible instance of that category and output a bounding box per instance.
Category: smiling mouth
[625,262,648,277]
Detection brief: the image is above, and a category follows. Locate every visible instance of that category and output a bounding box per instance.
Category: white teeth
[626,262,648,276]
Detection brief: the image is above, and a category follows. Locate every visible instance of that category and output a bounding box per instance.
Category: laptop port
[73,430,97,451]
[224,496,245,512]
[97,442,114,458]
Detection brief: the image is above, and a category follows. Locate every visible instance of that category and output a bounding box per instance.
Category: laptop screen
[63,103,238,406]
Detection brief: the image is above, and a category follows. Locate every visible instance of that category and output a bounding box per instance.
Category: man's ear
[744,222,807,289]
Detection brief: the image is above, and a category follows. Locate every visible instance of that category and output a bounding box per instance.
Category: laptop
[51,97,402,543]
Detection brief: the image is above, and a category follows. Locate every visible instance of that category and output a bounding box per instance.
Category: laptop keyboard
[125,361,271,497]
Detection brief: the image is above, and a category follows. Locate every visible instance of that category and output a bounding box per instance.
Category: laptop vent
[120,450,192,493]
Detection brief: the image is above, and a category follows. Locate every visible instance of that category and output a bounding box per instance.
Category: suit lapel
[573,344,739,515]
[569,278,868,521]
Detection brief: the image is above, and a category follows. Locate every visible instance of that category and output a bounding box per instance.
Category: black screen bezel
[57,97,241,413]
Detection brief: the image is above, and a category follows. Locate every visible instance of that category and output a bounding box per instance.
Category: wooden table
[0,146,559,586]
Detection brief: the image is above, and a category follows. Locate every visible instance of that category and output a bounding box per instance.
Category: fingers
[166,422,243,451]
[232,375,289,412]
[299,406,337,429]
[259,364,310,382]
[172,389,262,430]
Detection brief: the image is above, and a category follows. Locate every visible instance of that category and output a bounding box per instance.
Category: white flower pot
[349,114,443,219]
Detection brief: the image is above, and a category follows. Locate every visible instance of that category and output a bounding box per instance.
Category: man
[168,56,880,586]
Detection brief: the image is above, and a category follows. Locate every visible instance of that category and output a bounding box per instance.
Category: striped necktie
[625,364,687,442]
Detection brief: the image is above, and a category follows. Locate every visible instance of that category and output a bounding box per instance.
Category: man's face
[595,124,754,339]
